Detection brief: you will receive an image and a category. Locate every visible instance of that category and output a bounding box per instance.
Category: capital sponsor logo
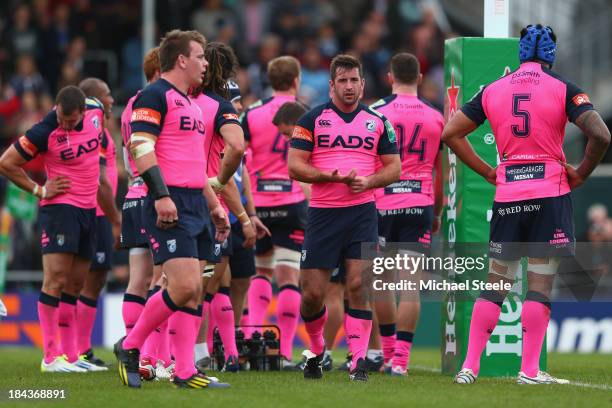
[131,108,161,125]
[572,93,590,106]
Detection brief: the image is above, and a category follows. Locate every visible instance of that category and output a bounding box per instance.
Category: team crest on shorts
[366,119,376,132]
[378,236,386,248]
[96,252,106,263]
[57,234,65,246]
[301,250,307,261]
[214,243,221,256]
[167,239,177,253]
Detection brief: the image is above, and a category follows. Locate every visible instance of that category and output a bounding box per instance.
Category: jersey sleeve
[460,88,487,125]
[130,87,167,137]
[240,110,252,141]
[565,81,594,123]
[215,99,241,134]
[99,129,110,166]
[290,109,317,152]
[14,110,56,160]
[377,116,399,155]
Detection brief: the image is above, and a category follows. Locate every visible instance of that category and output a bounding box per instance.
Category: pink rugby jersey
[121,92,147,199]
[130,78,207,189]
[371,94,444,209]
[14,98,106,209]
[193,90,241,213]
[242,95,306,207]
[290,102,398,208]
[461,61,594,202]
[95,128,118,216]
[193,91,241,177]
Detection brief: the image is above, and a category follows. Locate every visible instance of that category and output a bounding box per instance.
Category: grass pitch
[1,347,611,407]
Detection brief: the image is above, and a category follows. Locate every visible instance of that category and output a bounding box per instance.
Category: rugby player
[288,54,401,381]
[76,77,122,369]
[241,56,307,366]
[113,30,230,389]
[369,53,444,376]
[443,24,610,384]
[0,86,119,372]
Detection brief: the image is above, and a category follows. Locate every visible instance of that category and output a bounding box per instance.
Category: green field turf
[1,347,611,407]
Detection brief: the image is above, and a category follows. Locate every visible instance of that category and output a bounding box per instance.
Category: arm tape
[129,133,156,159]
[141,165,170,200]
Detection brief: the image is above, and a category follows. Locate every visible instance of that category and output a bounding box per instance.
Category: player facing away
[443,25,610,384]
[191,42,249,372]
[369,53,444,376]
[241,56,307,366]
[288,54,401,381]
[0,86,120,372]
[76,77,121,369]
[113,29,230,389]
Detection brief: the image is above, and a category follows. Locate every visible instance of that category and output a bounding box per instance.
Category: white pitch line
[409,365,612,391]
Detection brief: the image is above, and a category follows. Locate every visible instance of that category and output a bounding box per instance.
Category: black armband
[141,165,170,200]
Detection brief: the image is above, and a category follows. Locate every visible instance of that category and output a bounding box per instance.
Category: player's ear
[418,73,423,86]
[387,72,393,86]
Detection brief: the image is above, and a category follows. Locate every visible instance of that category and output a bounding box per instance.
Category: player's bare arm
[442,111,496,185]
[433,151,443,234]
[211,123,245,191]
[241,165,270,239]
[565,110,611,189]
[288,147,356,184]
[203,181,230,242]
[220,177,256,247]
[129,130,176,229]
[97,161,122,246]
[0,144,70,199]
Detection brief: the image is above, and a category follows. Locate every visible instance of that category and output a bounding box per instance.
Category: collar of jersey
[159,78,191,104]
[328,101,366,124]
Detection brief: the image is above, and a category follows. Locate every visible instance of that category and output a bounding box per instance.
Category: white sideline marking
[410,365,612,390]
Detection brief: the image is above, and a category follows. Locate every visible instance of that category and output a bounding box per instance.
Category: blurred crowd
[0,0,452,149]
[0,0,452,280]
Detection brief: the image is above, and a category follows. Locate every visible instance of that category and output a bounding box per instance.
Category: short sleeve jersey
[193,90,241,214]
[130,78,207,189]
[290,101,398,208]
[14,98,105,209]
[370,94,444,209]
[121,91,147,199]
[461,61,594,202]
[96,128,118,216]
[193,91,241,178]
[241,95,306,207]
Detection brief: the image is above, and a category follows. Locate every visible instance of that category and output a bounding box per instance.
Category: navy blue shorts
[92,216,113,270]
[229,221,256,279]
[39,204,96,260]
[120,197,148,249]
[378,206,433,255]
[198,219,223,264]
[143,187,214,265]
[255,200,307,255]
[489,193,575,260]
[301,202,378,270]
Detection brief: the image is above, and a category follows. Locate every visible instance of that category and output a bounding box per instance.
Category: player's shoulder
[138,79,172,100]
[85,96,104,112]
[540,66,578,89]
[245,97,274,113]
[417,96,444,118]
[369,94,398,111]
[297,101,330,126]
[362,103,390,124]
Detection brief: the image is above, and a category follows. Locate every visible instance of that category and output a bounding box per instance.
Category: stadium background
[0,0,610,355]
